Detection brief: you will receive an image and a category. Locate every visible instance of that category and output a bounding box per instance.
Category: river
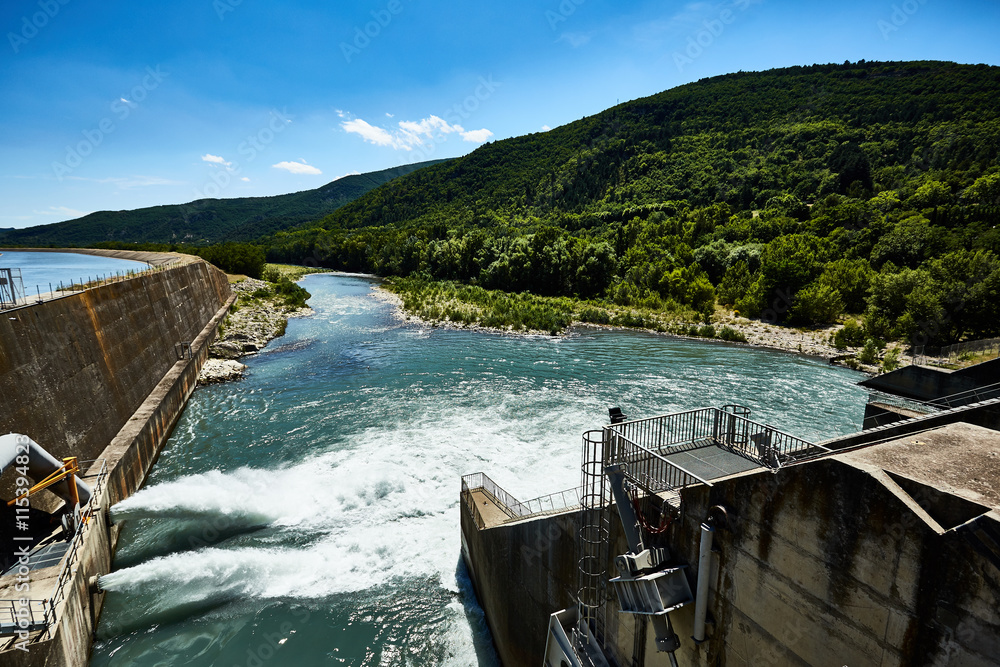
[91,273,867,666]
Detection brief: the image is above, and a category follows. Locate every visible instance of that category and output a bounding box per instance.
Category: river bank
[197,276,312,384]
[373,282,891,373]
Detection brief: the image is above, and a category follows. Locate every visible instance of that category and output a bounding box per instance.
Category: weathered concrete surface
[0,255,232,666]
[0,258,230,507]
[95,285,234,507]
[460,496,579,667]
[860,357,1000,403]
[673,423,1000,667]
[469,420,1000,666]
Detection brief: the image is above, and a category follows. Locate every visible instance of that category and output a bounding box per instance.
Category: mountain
[0,160,448,246]
[276,60,1000,238]
[265,61,1000,346]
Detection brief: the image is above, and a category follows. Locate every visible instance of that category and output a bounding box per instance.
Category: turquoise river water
[91,273,867,666]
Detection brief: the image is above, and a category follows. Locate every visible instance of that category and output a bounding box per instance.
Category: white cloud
[334,170,361,181]
[241,177,250,182]
[201,154,232,167]
[341,113,494,151]
[341,118,404,149]
[385,112,394,118]
[272,160,322,175]
[460,128,494,143]
[541,125,551,132]
[32,205,92,218]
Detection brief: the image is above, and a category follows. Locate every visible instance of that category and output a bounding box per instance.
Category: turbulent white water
[92,274,867,666]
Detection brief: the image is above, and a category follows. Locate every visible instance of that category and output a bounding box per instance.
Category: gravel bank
[198,277,312,384]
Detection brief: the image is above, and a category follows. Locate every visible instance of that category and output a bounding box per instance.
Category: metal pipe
[693,521,715,643]
[0,433,92,506]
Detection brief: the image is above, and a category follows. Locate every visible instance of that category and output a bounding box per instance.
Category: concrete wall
[675,461,1000,667]
[466,455,1000,666]
[0,255,233,666]
[461,495,670,667]
[460,500,579,667]
[0,257,230,506]
[860,358,1000,402]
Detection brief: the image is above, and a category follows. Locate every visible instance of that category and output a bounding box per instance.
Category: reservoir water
[0,250,147,296]
[91,273,867,666]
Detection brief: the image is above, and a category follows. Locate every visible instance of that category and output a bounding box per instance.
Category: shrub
[834,319,866,349]
[197,242,266,279]
[858,338,880,365]
[882,346,902,372]
[578,307,611,325]
[717,326,748,343]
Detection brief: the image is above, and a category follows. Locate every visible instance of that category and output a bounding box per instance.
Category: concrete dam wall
[0,255,229,487]
[0,252,233,665]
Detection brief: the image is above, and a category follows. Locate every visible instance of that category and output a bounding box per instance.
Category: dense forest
[262,61,1000,348]
[0,160,446,246]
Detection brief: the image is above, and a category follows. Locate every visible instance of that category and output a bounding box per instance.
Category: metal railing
[460,473,581,529]
[0,266,159,312]
[1,459,108,640]
[927,381,1000,409]
[605,429,711,495]
[0,600,47,636]
[938,337,1000,365]
[866,390,942,415]
[519,486,582,516]
[864,381,1000,426]
[606,406,825,472]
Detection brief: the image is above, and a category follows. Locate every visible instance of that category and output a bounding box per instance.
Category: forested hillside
[267,61,1000,347]
[0,160,446,246]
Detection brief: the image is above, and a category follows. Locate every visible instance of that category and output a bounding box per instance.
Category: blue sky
[1,0,998,229]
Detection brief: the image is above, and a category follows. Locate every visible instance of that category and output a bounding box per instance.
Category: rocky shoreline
[198,277,312,384]
[198,275,887,386]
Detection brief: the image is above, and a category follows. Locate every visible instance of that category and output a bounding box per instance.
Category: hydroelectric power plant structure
[461,365,1000,666]
[0,249,232,666]
[1,246,999,666]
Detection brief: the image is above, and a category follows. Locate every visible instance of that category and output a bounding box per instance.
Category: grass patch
[263,263,326,282]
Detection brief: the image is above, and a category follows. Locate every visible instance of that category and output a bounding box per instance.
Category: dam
[6,265,983,666]
[85,274,869,665]
[0,249,232,666]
